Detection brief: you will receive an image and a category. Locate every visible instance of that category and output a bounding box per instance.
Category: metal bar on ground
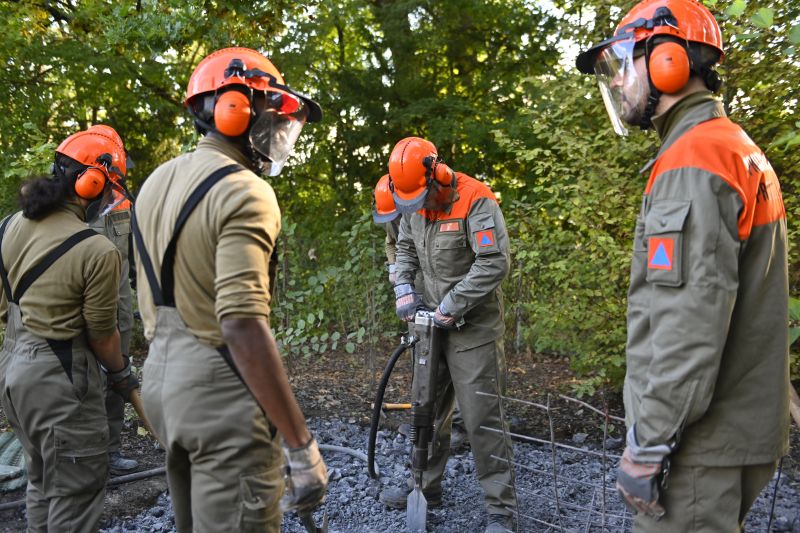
[480,426,622,460]
[493,481,631,522]
[476,390,549,411]
[489,454,615,492]
[547,394,565,532]
[558,393,625,424]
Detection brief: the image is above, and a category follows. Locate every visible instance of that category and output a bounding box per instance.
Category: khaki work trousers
[141,307,284,533]
[0,304,109,532]
[417,336,516,517]
[634,461,777,532]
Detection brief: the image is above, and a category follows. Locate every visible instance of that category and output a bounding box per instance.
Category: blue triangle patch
[480,234,492,246]
[651,243,671,268]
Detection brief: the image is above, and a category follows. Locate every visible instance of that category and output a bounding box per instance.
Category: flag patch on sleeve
[476,230,495,247]
[648,237,674,270]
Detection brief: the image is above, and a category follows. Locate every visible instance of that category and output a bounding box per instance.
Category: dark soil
[1,342,798,532]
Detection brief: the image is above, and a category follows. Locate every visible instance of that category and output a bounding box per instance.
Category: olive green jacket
[624,93,790,466]
[395,173,510,350]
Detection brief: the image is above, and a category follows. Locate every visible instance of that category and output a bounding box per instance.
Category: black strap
[131,209,162,304]
[13,229,99,303]
[131,163,244,307]
[161,164,244,305]
[0,215,14,301]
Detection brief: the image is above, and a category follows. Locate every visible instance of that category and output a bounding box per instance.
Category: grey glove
[107,355,140,403]
[280,436,328,514]
[616,425,672,519]
[394,283,419,322]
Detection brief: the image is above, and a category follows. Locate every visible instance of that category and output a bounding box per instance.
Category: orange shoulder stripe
[647,118,785,241]
[420,173,497,221]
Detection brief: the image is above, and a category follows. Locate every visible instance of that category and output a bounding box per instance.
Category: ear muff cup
[433,161,455,187]
[649,42,691,94]
[74,167,107,200]
[214,91,252,137]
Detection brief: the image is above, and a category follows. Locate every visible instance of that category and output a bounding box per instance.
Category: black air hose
[367,337,415,478]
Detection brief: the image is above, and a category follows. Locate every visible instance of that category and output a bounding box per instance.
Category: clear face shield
[594,38,647,136]
[85,175,133,223]
[249,91,309,176]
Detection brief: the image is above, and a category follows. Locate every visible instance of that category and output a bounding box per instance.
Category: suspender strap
[13,229,99,303]
[46,338,74,383]
[160,164,244,306]
[131,209,162,305]
[131,163,244,308]
[0,215,14,301]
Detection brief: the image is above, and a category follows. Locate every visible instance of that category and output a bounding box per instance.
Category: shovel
[406,478,427,533]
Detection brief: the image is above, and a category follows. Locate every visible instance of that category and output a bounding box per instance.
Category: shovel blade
[406,487,428,532]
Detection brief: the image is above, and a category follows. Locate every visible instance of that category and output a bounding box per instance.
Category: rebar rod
[480,425,622,460]
[558,393,625,424]
[489,454,616,492]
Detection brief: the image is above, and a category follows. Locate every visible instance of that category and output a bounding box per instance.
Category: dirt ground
[1,342,798,531]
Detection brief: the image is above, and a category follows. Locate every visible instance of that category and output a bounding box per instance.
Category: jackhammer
[367,309,447,533]
[405,309,443,532]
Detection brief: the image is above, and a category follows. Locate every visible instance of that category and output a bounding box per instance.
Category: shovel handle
[790,385,800,428]
[129,388,161,445]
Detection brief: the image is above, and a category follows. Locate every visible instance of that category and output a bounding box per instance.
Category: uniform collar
[640,92,726,175]
[197,135,254,169]
[61,200,87,221]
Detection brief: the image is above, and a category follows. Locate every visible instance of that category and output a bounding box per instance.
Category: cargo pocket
[53,422,108,496]
[434,220,469,277]
[238,468,283,531]
[644,200,690,287]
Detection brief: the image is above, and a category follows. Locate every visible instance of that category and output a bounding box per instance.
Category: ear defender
[214,90,252,137]
[649,41,691,94]
[422,155,456,187]
[74,167,108,199]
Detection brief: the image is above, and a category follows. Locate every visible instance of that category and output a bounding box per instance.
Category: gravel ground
[101,418,800,533]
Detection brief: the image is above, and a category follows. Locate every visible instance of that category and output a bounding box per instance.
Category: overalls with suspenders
[0,214,109,533]
[131,164,284,533]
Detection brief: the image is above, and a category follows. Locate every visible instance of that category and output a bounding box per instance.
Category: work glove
[394,283,419,322]
[107,355,140,402]
[280,436,328,514]
[616,425,672,520]
[387,263,397,285]
[433,302,456,329]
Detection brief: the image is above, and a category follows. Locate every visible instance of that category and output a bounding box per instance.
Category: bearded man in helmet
[372,174,469,449]
[132,48,327,531]
[379,137,516,533]
[577,0,789,530]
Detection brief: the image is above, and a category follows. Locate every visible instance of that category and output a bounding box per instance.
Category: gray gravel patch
[101,418,800,532]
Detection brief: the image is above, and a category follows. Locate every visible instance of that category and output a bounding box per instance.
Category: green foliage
[272,213,396,362]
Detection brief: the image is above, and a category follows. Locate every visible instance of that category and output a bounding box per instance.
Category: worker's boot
[485,514,514,533]
[379,480,442,509]
[109,451,139,475]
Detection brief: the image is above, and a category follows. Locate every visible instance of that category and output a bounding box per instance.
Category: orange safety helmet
[388,137,454,213]
[577,0,723,76]
[185,47,322,134]
[56,126,124,200]
[185,47,322,176]
[576,0,723,132]
[372,174,399,224]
